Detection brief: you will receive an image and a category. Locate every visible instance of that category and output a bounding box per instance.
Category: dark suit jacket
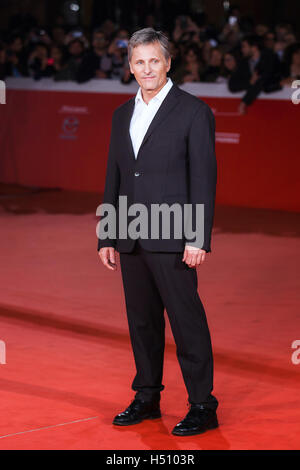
[97,82,217,253]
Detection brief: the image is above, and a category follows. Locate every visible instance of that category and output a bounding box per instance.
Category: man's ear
[166,56,171,73]
[128,60,133,74]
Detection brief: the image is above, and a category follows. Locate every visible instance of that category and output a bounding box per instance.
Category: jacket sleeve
[185,103,217,253]
[97,112,120,251]
[228,59,251,92]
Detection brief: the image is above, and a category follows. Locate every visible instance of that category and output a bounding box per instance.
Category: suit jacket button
[134,172,140,177]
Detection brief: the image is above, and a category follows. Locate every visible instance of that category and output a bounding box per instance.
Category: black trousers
[119,240,218,410]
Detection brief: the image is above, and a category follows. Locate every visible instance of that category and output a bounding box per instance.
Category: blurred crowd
[0,8,299,112]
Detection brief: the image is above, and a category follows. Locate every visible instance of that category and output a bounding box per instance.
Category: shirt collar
[135,77,173,105]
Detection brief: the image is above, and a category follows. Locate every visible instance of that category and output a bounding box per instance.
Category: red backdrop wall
[0,84,299,212]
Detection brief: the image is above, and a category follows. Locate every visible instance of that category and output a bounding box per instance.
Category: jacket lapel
[123,83,181,163]
[123,97,136,161]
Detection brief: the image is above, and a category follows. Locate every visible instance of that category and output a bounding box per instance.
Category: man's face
[224,53,236,71]
[241,40,252,57]
[36,45,47,59]
[118,29,129,40]
[52,27,65,44]
[11,37,23,53]
[265,33,275,49]
[93,32,107,49]
[69,41,83,57]
[129,41,171,93]
[210,49,222,67]
[293,50,300,66]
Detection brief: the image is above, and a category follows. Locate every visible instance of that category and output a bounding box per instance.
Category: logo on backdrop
[59,105,89,114]
[60,115,79,140]
[291,80,300,105]
[0,340,6,364]
[216,132,240,144]
[0,80,6,104]
[291,340,300,365]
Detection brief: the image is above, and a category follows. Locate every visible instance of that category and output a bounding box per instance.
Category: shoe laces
[183,401,209,424]
[128,398,142,411]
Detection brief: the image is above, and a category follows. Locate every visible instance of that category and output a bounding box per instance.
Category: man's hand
[250,70,259,85]
[96,70,108,79]
[99,247,117,271]
[182,245,206,268]
[239,101,247,115]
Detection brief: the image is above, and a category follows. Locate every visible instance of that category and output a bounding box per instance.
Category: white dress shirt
[129,77,173,159]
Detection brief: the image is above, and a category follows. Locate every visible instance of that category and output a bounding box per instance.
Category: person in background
[172,15,200,43]
[200,39,213,67]
[280,43,300,86]
[234,34,282,114]
[77,29,112,83]
[5,34,28,77]
[225,49,249,90]
[223,50,240,82]
[51,26,66,47]
[62,38,85,81]
[27,42,52,80]
[218,18,242,53]
[283,32,297,47]
[168,40,181,77]
[275,23,293,42]
[100,19,117,43]
[107,29,132,83]
[273,23,294,62]
[264,31,276,51]
[201,47,224,82]
[144,13,157,30]
[170,44,202,84]
[0,43,9,80]
[49,45,69,80]
[255,24,269,37]
[26,27,52,48]
[64,30,90,50]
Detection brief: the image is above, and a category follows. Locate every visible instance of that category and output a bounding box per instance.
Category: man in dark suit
[228,34,282,114]
[97,28,218,436]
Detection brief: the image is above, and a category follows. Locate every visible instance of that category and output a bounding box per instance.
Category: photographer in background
[27,42,52,80]
[50,45,69,81]
[108,29,132,83]
[218,14,242,52]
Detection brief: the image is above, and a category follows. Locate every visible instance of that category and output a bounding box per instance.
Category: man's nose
[144,63,152,74]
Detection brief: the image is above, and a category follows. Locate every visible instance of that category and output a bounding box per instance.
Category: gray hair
[127,27,170,63]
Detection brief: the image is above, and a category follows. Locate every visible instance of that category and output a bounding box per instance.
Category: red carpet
[0,184,299,450]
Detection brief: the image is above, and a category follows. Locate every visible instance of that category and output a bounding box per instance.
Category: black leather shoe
[113,398,161,426]
[172,404,218,436]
